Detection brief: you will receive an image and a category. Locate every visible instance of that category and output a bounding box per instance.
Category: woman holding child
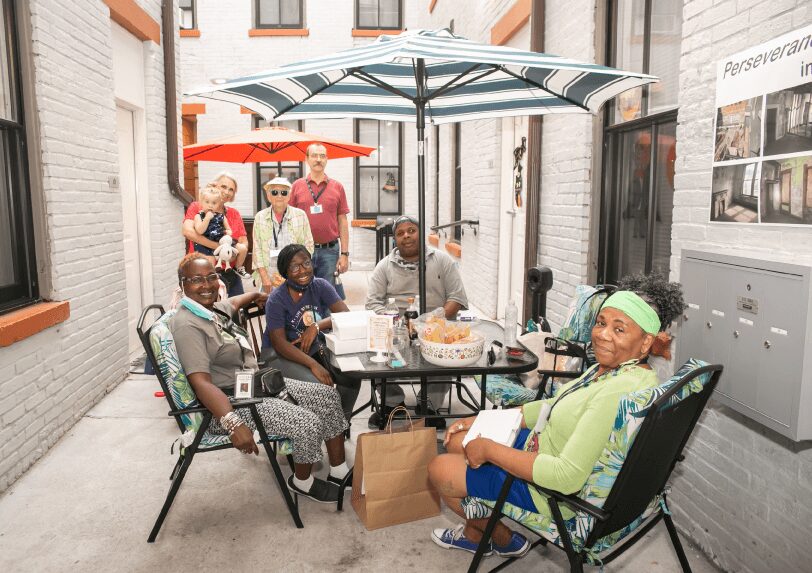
[428,276,685,559]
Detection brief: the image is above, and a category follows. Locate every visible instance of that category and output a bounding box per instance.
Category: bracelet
[220,411,244,435]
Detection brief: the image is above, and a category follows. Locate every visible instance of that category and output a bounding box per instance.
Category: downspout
[162,0,194,206]
[522,0,544,324]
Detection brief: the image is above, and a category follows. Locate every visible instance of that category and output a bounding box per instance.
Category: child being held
[192,186,249,275]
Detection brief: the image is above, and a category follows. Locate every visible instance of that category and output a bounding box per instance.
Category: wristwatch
[340,251,350,257]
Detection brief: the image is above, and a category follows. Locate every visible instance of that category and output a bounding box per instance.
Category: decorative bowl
[418,333,485,367]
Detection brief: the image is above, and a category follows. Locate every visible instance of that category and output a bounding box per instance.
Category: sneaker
[326,472,352,489]
[287,475,339,504]
[368,402,407,429]
[492,532,531,558]
[431,524,493,556]
[236,266,251,279]
[416,404,446,430]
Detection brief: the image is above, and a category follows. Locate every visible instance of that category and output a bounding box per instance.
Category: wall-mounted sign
[710,24,812,226]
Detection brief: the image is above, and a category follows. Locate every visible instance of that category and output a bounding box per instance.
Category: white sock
[329,461,350,479]
[293,474,314,492]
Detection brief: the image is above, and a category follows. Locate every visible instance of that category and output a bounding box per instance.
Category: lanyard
[306,179,326,204]
[272,208,287,247]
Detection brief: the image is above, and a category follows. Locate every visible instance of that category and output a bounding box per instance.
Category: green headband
[602,291,661,335]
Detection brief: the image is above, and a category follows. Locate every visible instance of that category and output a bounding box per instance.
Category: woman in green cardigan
[429,285,683,558]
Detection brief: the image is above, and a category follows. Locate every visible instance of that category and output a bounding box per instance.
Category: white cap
[263,176,292,191]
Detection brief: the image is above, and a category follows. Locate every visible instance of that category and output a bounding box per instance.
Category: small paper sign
[367,315,391,353]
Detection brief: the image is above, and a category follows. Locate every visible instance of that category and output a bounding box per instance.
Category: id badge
[234,369,255,399]
[270,248,281,258]
[310,204,323,214]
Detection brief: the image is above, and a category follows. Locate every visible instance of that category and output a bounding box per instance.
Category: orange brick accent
[445,242,462,258]
[428,233,440,247]
[429,0,438,13]
[240,106,256,114]
[0,301,70,347]
[351,29,403,37]
[248,28,310,37]
[180,29,201,37]
[490,0,531,46]
[103,0,161,44]
[181,103,206,115]
[351,219,377,228]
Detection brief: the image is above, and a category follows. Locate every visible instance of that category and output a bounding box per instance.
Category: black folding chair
[468,362,723,573]
[137,305,303,543]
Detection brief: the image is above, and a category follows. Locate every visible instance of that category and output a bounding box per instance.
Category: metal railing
[429,219,480,237]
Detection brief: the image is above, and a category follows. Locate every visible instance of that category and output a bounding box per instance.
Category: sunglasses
[183,273,219,286]
[270,189,289,196]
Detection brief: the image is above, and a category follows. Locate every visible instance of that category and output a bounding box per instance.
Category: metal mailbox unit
[678,250,812,441]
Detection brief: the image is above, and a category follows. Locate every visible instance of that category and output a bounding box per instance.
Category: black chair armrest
[530,483,609,522]
[230,398,265,408]
[537,369,581,379]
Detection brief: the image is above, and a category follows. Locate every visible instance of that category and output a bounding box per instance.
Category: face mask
[287,278,311,292]
[179,296,215,320]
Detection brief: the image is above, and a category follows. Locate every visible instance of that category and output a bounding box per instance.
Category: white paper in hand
[461,409,523,448]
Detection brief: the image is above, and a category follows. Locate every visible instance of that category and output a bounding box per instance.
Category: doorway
[780,169,791,213]
[116,107,145,358]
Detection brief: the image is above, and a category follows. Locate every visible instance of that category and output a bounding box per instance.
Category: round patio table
[327,319,538,429]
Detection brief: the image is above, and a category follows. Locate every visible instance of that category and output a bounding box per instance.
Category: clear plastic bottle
[504,299,518,347]
[383,297,400,325]
[404,296,419,341]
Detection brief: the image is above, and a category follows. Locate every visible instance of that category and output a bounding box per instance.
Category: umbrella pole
[415,58,428,316]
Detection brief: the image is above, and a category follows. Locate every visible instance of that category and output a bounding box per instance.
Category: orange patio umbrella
[183,126,376,163]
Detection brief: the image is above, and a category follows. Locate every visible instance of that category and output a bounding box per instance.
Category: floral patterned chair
[137,305,301,542]
[464,358,723,573]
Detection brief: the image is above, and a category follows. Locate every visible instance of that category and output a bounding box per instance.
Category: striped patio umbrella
[187,28,658,312]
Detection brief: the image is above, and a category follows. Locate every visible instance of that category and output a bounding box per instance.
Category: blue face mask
[287,277,311,292]
[179,296,215,320]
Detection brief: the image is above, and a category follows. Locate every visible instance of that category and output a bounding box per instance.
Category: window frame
[0,0,37,315]
[252,116,305,214]
[254,0,304,29]
[598,0,681,284]
[178,0,196,30]
[355,0,402,30]
[353,119,403,219]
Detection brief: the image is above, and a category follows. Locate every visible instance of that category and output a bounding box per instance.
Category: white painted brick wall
[0,0,184,492]
[670,1,812,570]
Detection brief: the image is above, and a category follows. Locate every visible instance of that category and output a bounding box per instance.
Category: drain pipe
[162,0,194,206]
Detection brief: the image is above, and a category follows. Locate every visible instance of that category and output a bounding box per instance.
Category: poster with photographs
[710,24,812,225]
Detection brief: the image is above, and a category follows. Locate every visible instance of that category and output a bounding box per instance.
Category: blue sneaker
[431,524,493,556]
[492,532,531,557]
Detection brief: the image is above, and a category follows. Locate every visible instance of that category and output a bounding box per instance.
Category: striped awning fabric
[187,29,658,124]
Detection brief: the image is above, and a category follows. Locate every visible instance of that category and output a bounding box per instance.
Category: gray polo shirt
[365,248,468,315]
[169,301,258,390]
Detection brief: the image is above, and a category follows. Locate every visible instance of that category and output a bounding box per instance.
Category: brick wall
[0,0,183,492]
[670,1,812,570]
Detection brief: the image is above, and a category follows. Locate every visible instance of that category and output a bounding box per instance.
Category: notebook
[461,408,524,448]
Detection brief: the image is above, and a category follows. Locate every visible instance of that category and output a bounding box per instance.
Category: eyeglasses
[270,189,289,196]
[288,260,313,273]
[308,153,328,160]
[183,273,220,285]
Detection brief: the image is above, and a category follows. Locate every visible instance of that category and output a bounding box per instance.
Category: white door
[117,107,144,358]
[497,117,528,319]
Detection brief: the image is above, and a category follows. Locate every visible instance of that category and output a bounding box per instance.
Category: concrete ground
[0,271,722,572]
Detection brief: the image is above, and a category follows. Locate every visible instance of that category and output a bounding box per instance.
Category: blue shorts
[465,428,537,512]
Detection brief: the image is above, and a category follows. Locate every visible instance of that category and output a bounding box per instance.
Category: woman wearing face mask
[427,280,685,559]
[264,244,361,420]
[169,253,351,503]
[253,177,314,293]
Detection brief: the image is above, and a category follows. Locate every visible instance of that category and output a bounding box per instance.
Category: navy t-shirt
[264,277,341,355]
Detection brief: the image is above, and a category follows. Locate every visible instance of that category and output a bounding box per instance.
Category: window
[356,0,401,29]
[178,0,196,30]
[355,119,402,218]
[741,163,758,197]
[0,0,37,313]
[255,0,303,29]
[598,0,681,283]
[253,117,304,215]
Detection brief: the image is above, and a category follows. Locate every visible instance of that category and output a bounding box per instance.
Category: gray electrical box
[678,250,812,441]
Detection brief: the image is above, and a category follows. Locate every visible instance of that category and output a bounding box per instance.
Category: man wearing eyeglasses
[289,144,350,299]
[253,177,314,292]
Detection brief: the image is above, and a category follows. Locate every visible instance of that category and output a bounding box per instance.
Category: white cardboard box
[331,310,373,340]
[324,332,368,355]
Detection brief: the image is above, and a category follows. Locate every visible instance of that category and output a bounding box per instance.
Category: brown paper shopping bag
[351,407,441,530]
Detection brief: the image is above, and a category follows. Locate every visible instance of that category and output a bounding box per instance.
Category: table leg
[480,373,487,410]
[379,377,387,430]
[420,375,428,415]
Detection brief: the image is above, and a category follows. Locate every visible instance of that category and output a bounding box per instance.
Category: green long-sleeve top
[520,361,659,514]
